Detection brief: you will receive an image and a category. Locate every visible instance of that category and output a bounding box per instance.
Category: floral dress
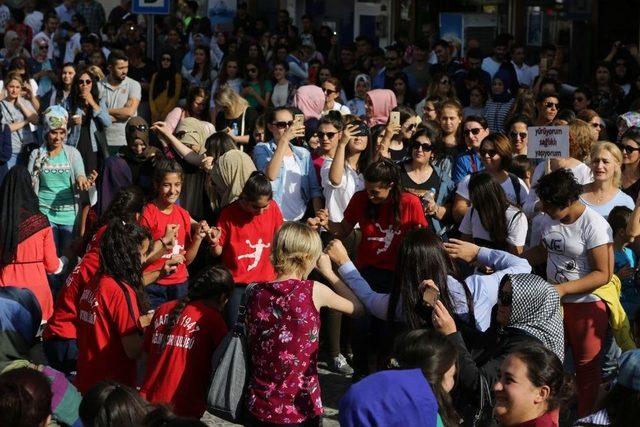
[246,279,322,424]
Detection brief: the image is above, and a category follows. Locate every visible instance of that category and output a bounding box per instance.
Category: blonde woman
[213,85,258,151]
[245,222,363,426]
[580,142,634,219]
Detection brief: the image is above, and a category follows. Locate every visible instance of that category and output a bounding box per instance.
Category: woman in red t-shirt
[209,171,283,326]
[141,265,234,418]
[75,221,154,393]
[140,159,210,309]
[309,159,427,379]
[43,186,162,376]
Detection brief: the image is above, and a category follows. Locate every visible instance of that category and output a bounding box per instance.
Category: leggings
[563,300,608,417]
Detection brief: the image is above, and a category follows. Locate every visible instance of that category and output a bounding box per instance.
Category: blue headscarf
[491,68,514,103]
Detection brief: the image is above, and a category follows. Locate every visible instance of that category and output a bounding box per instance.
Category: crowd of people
[4,1,640,427]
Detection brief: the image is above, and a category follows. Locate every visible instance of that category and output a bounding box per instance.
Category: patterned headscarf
[505,274,565,362]
[42,105,69,134]
[617,111,640,141]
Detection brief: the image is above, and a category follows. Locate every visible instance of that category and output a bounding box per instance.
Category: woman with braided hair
[140,265,234,418]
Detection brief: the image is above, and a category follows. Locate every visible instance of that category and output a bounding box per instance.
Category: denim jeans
[145,281,189,309]
[43,338,78,377]
[50,222,74,254]
[225,286,248,328]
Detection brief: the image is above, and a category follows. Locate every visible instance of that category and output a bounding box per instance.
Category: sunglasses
[272,120,293,129]
[412,142,433,152]
[544,101,559,109]
[509,131,527,139]
[463,127,483,137]
[618,143,640,154]
[591,122,605,130]
[322,88,337,95]
[78,79,92,85]
[479,149,499,158]
[498,289,512,306]
[317,131,337,139]
[405,123,417,132]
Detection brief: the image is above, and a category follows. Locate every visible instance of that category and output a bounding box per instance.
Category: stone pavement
[201,362,352,426]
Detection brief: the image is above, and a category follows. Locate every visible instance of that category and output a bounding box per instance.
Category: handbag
[206,283,255,423]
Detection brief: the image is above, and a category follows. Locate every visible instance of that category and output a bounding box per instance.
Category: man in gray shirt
[99,50,141,153]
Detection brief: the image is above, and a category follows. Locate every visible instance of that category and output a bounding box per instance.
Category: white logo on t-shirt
[366,223,401,255]
[237,239,270,271]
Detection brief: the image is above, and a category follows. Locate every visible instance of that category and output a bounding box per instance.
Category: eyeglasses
[317,131,337,139]
[78,79,92,85]
[498,288,512,306]
[272,120,293,129]
[618,143,640,154]
[412,142,433,152]
[479,149,499,158]
[322,88,337,95]
[463,127,483,137]
[509,131,527,139]
[544,101,559,109]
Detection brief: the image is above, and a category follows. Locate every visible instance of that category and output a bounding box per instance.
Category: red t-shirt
[140,202,192,285]
[43,226,107,340]
[74,274,142,393]
[217,200,283,284]
[140,300,227,417]
[343,191,427,270]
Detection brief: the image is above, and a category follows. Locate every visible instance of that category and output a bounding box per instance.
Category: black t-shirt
[215,107,258,153]
[400,162,442,229]
[389,141,410,162]
[623,178,640,202]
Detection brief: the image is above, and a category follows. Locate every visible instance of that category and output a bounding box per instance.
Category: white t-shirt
[539,206,613,302]
[456,173,529,207]
[320,158,364,222]
[460,205,528,248]
[272,83,289,107]
[322,102,351,116]
[481,56,501,78]
[523,161,593,218]
[280,154,307,221]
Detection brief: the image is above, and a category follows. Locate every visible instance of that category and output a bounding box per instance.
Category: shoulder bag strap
[234,283,256,334]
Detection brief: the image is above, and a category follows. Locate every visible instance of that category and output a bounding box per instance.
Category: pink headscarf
[293,85,325,120]
[365,89,397,126]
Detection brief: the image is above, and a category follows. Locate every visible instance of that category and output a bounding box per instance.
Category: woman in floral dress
[245,222,363,426]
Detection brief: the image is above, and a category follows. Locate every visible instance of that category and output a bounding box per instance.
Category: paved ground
[201,362,352,426]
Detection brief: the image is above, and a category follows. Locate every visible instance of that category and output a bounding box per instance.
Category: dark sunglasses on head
[317,131,337,139]
[272,120,293,129]
[412,142,433,152]
[463,127,483,137]
[479,149,499,158]
[509,131,527,139]
[498,289,512,306]
[544,101,559,109]
[618,143,640,154]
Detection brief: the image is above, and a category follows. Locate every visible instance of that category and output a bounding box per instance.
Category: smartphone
[390,111,401,126]
[422,287,440,308]
[294,114,305,127]
[355,121,370,136]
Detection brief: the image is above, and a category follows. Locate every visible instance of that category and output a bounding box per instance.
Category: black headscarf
[0,166,49,266]
[151,50,178,100]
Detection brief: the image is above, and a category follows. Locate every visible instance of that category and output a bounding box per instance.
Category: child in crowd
[608,206,640,320]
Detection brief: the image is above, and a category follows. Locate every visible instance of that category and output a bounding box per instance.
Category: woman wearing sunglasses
[431,274,565,426]
[66,70,111,174]
[534,92,560,126]
[241,59,271,113]
[454,133,528,223]
[505,115,530,156]
[577,109,607,142]
[383,105,420,162]
[400,127,455,236]
[322,77,350,116]
[619,127,640,201]
[149,51,183,123]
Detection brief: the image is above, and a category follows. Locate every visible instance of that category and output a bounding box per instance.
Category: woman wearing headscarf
[485,68,516,133]
[347,74,371,119]
[0,286,82,426]
[365,88,398,127]
[431,273,565,424]
[293,84,325,131]
[28,106,93,255]
[0,167,66,321]
[149,51,183,123]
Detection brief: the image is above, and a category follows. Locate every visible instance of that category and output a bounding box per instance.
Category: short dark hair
[536,168,583,209]
[608,206,633,235]
[107,49,128,67]
[318,110,344,131]
[0,368,52,427]
[433,39,450,50]
[574,86,593,100]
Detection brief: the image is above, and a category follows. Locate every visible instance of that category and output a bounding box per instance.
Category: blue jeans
[224,286,248,328]
[50,222,74,254]
[145,281,189,309]
[43,338,78,377]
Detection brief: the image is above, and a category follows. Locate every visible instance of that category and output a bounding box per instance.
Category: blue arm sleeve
[338,262,393,321]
